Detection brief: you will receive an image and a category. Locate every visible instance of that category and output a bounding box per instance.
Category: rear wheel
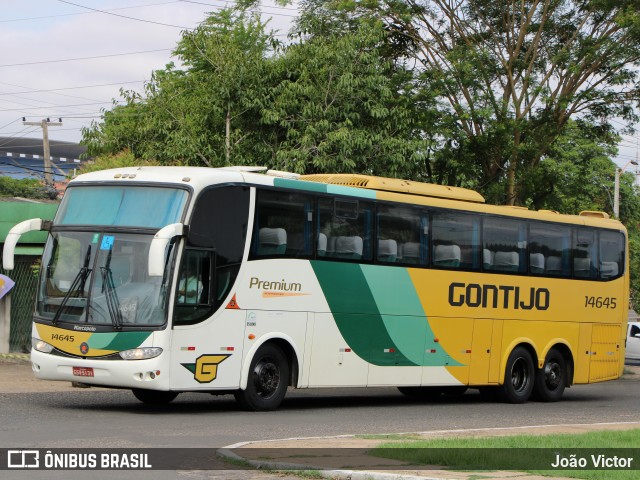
[132,389,178,405]
[499,346,534,403]
[533,349,567,402]
[235,344,289,411]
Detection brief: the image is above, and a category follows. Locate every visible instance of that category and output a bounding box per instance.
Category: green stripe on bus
[359,265,453,366]
[273,178,378,199]
[310,261,417,366]
[88,331,152,351]
[274,178,328,193]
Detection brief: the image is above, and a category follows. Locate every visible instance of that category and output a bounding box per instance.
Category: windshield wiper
[52,246,92,326]
[100,249,123,330]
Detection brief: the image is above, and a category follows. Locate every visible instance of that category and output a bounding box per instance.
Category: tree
[83,8,276,167]
[312,0,640,204]
[82,6,430,176]
[517,120,620,213]
[261,20,432,177]
[77,150,160,174]
[0,177,55,200]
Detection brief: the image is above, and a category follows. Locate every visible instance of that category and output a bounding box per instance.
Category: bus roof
[68,166,622,231]
[300,173,486,203]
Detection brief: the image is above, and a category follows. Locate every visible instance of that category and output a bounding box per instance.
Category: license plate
[72,367,94,377]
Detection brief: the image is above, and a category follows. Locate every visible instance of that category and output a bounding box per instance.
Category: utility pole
[22,117,63,186]
[613,158,638,218]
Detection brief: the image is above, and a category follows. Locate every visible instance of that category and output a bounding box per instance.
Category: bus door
[469,319,500,385]
[588,323,622,382]
[169,249,245,390]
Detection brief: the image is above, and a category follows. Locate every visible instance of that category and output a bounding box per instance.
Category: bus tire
[132,388,178,405]
[235,344,289,411]
[499,346,534,404]
[532,349,566,402]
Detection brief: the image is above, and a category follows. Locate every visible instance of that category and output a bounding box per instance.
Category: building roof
[0,136,87,181]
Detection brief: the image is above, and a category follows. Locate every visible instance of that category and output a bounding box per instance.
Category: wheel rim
[252,356,280,399]
[544,360,562,391]
[510,357,530,393]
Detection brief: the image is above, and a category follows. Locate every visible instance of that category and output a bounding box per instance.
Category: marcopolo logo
[448,282,550,311]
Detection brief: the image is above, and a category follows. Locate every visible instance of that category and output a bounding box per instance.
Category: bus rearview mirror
[2,218,49,270]
[148,223,186,277]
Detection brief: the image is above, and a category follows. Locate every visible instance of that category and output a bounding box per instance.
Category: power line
[0,0,183,23]
[58,0,191,29]
[0,48,173,68]
[0,80,145,97]
[179,0,299,17]
[0,101,120,113]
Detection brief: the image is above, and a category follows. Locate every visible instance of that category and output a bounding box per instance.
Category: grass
[371,429,640,480]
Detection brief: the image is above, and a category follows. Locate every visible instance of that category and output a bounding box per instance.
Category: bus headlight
[119,347,163,360]
[32,337,53,353]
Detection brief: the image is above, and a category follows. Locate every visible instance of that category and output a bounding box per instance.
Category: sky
[0,0,298,156]
[0,0,637,175]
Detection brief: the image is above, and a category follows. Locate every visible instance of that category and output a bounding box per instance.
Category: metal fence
[0,250,39,352]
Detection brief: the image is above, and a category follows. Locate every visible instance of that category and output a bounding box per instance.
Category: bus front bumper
[30,349,172,390]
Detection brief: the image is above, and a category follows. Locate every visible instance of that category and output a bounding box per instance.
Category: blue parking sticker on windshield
[100,235,115,250]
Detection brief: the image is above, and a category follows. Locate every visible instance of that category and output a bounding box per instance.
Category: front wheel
[234,344,289,411]
[532,350,567,402]
[499,346,534,404]
[132,389,179,405]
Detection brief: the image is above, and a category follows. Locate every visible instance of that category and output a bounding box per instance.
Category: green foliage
[81,5,430,177]
[82,8,276,167]
[78,150,160,174]
[262,20,431,177]
[319,0,640,205]
[0,177,55,200]
[518,121,620,214]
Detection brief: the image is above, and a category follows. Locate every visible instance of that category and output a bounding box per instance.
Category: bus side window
[177,250,208,305]
[180,186,250,323]
[377,204,426,266]
[319,198,373,262]
[599,231,624,280]
[573,229,597,279]
[529,223,571,277]
[482,217,527,274]
[251,190,314,259]
[175,249,212,324]
[432,211,480,270]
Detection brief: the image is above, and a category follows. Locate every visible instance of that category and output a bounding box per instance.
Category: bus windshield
[37,231,173,327]
[56,185,188,228]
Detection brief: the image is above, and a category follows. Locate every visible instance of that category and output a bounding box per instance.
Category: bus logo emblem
[80,342,89,355]
[181,354,230,383]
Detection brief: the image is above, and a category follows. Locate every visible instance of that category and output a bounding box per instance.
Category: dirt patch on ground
[0,356,107,393]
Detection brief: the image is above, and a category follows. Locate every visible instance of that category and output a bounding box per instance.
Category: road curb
[217,421,640,480]
[217,446,445,480]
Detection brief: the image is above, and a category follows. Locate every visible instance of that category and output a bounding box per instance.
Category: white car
[626,321,640,362]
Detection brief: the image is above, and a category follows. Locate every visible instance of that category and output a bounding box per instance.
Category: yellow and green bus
[2,167,629,410]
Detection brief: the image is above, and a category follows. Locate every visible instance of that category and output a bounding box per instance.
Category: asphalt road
[2,369,639,448]
[1,362,639,479]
